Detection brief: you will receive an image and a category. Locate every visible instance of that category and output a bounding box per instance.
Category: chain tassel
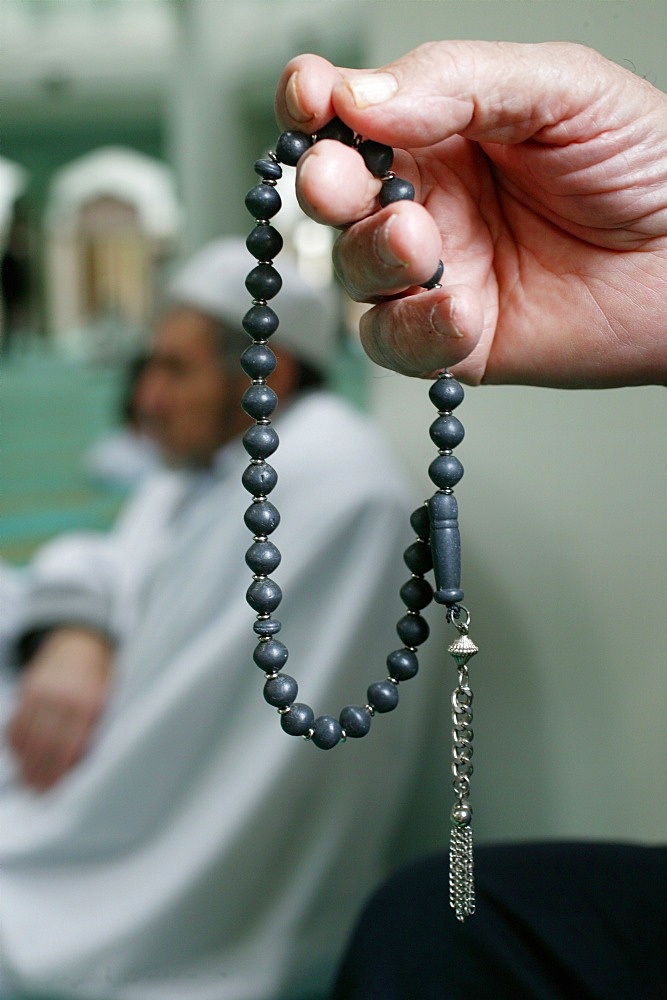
[448,629,478,920]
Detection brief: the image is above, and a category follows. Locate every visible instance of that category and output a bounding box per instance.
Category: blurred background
[1,0,665,846]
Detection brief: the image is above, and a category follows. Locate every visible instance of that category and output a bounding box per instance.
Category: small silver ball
[451,803,473,826]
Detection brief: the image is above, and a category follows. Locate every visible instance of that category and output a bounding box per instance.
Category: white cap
[166,236,339,373]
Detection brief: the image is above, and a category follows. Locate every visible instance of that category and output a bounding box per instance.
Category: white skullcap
[166,236,339,373]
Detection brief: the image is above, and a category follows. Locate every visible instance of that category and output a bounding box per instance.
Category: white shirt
[0,391,445,1000]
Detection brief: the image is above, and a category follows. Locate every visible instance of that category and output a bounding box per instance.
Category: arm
[275,41,667,387]
[4,477,176,790]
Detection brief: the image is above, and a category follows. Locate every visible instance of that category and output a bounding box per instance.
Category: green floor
[1,346,126,565]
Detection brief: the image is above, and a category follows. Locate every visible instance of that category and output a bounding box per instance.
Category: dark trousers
[332,841,667,1000]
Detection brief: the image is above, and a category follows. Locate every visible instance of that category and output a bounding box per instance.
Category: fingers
[330,201,443,298]
[276,53,345,133]
[8,698,95,791]
[277,42,616,148]
[359,284,487,380]
[296,140,381,226]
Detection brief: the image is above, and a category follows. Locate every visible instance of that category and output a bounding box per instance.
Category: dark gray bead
[254,638,289,671]
[339,705,371,738]
[275,130,312,166]
[244,500,280,535]
[246,578,282,614]
[280,702,315,736]
[316,117,355,145]
[429,376,464,411]
[367,680,399,713]
[242,305,279,341]
[245,183,281,219]
[421,259,444,289]
[397,612,430,647]
[254,158,282,181]
[245,263,282,301]
[428,454,464,490]
[387,648,419,681]
[409,504,430,541]
[379,176,415,206]
[246,225,283,261]
[403,540,433,575]
[242,424,279,459]
[311,715,343,750]
[245,540,281,575]
[400,576,433,611]
[253,618,282,637]
[429,414,464,450]
[240,343,277,379]
[242,461,278,497]
[358,139,393,177]
[263,673,298,708]
[428,492,463,606]
[241,384,278,420]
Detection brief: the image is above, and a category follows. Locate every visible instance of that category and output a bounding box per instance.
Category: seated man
[0,239,444,1000]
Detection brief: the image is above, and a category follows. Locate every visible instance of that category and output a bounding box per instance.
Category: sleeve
[12,471,181,657]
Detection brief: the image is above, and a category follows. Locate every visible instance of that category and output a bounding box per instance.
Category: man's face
[137,307,247,466]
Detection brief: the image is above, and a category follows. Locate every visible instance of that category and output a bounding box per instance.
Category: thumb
[329,40,618,148]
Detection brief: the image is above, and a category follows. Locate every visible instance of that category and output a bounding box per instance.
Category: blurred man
[0,239,443,1000]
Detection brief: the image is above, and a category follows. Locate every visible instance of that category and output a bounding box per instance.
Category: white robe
[0,391,446,1000]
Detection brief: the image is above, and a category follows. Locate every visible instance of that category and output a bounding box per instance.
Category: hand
[275,42,667,388]
[7,627,113,791]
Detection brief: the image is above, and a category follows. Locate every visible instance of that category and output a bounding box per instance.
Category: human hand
[7,627,113,791]
[275,42,667,387]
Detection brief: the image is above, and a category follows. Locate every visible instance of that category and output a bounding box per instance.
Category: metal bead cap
[447,633,479,667]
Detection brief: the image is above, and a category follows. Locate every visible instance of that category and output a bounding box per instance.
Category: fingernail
[375,216,409,268]
[345,72,398,108]
[285,72,311,123]
[431,300,464,339]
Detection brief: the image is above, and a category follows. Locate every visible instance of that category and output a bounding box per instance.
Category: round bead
[428,454,464,490]
[358,139,393,177]
[240,343,277,380]
[451,802,473,827]
[387,648,419,681]
[245,263,282,301]
[244,500,280,536]
[397,612,430,647]
[253,618,282,637]
[241,384,278,420]
[429,376,464,411]
[400,576,433,611]
[409,504,430,541]
[242,305,279,341]
[245,183,281,219]
[275,130,312,166]
[421,259,444,290]
[367,680,399,714]
[316,117,355,145]
[242,461,278,497]
[280,702,315,737]
[311,715,343,750]
[253,638,289,672]
[403,540,433,575]
[339,705,371,738]
[246,225,283,261]
[254,158,282,181]
[263,673,298,709]
[429,414,464,450]
[245,540,281,575]
[246,577,282,614]
[242,424,279,460]
[379,176,415,206]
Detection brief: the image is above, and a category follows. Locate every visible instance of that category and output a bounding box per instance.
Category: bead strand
[241,119,451,749]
